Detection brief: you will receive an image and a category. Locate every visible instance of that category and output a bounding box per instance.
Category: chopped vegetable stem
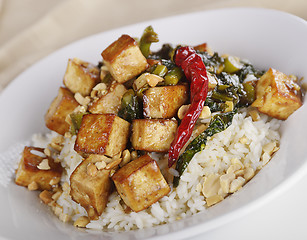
[140,26,159,58]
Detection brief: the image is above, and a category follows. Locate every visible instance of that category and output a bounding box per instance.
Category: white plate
[0,7,307,240]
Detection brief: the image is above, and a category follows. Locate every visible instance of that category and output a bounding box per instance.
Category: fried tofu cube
[45,87,79,135]
[194,42,214,56]
[15,147,63,190]
[143,85,188,118]
[252,68,302,120]
[74,114,130,157]
[101,34,148,83]
[131,119,177,152]
[112,154,170,212]
[89,82,127,114]
[63,58,100,96]
[70,155,112,220]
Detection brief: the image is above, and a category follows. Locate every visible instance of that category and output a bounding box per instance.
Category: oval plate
[0,8,306,240]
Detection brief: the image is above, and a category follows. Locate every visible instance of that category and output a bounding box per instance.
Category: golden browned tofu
[131,119,177,152]
[89,82,127,114]
[15,147,63,190]
[45,87,80,135]
[194,42,209,52]
[252,68,302,120]
[101,34,148,83]
[193,42,214,56]
[143,85,188,118]
[63,58,100,96]
[74,114,130,157]
[112,154,170,212]
[70,155,112,220]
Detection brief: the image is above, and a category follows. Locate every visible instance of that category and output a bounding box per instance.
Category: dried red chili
[168,46,209,167]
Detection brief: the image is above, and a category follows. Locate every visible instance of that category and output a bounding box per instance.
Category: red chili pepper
[168,46,209,167]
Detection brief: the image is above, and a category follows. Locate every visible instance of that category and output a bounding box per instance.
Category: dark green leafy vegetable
[149,44,174,60]
[137,27,263,187]
[161,59,176,70]
[101,72,113,85]
[211,91,234,102]
[197,51,224,74]
[194,52,263,110]
[139,26,159,58]
[240,82,255,106]
[173,111,236,187]
[172,59,261,186]
[237,63,264,83]
[206,71,257,112]
[118,89,141,122]
[70,112,86,135]
[218,72,240,88]
[204,93,224,112]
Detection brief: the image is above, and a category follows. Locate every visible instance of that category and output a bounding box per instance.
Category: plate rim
[1,6,307,99]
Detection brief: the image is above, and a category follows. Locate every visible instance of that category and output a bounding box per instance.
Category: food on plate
[112,154,171,212]
[74,114,130,157]
[70,154,113,220]
[15,146,63,190]
[15,26,304,230]
[131,119,178,152]
[252,68,302,120]
[63,58,100,96]
[143,84,188,118]
[45,87,80,135]
[101,34,148,83]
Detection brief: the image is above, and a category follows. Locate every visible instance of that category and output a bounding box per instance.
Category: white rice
[33,112,281,231]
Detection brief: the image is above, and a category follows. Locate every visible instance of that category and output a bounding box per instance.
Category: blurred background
[0,0,306,91]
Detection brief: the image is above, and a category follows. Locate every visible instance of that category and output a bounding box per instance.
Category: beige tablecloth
[0,0,306,92]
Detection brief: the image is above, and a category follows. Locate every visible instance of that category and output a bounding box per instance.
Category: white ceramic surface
[0,8,306,240]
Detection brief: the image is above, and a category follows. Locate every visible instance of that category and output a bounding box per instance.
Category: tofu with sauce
[70,155,112,220]
[15,147,63,190]
[63,58,100,96]
[89,82,127,114]
[252,68,302,120]
[112,154,170,212]
[45,87,80,135]
[101,34,148,83]
[131,119,177,152]
[193,42,214,56]
[143,85,188,119]
[74,114,130,157]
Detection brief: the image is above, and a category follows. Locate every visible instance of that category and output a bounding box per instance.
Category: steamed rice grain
[32,112,281,231]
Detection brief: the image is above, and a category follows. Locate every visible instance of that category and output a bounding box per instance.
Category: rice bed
[33,112,281,231]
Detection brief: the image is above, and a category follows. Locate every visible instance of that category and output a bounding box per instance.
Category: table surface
[1,1,307,239]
